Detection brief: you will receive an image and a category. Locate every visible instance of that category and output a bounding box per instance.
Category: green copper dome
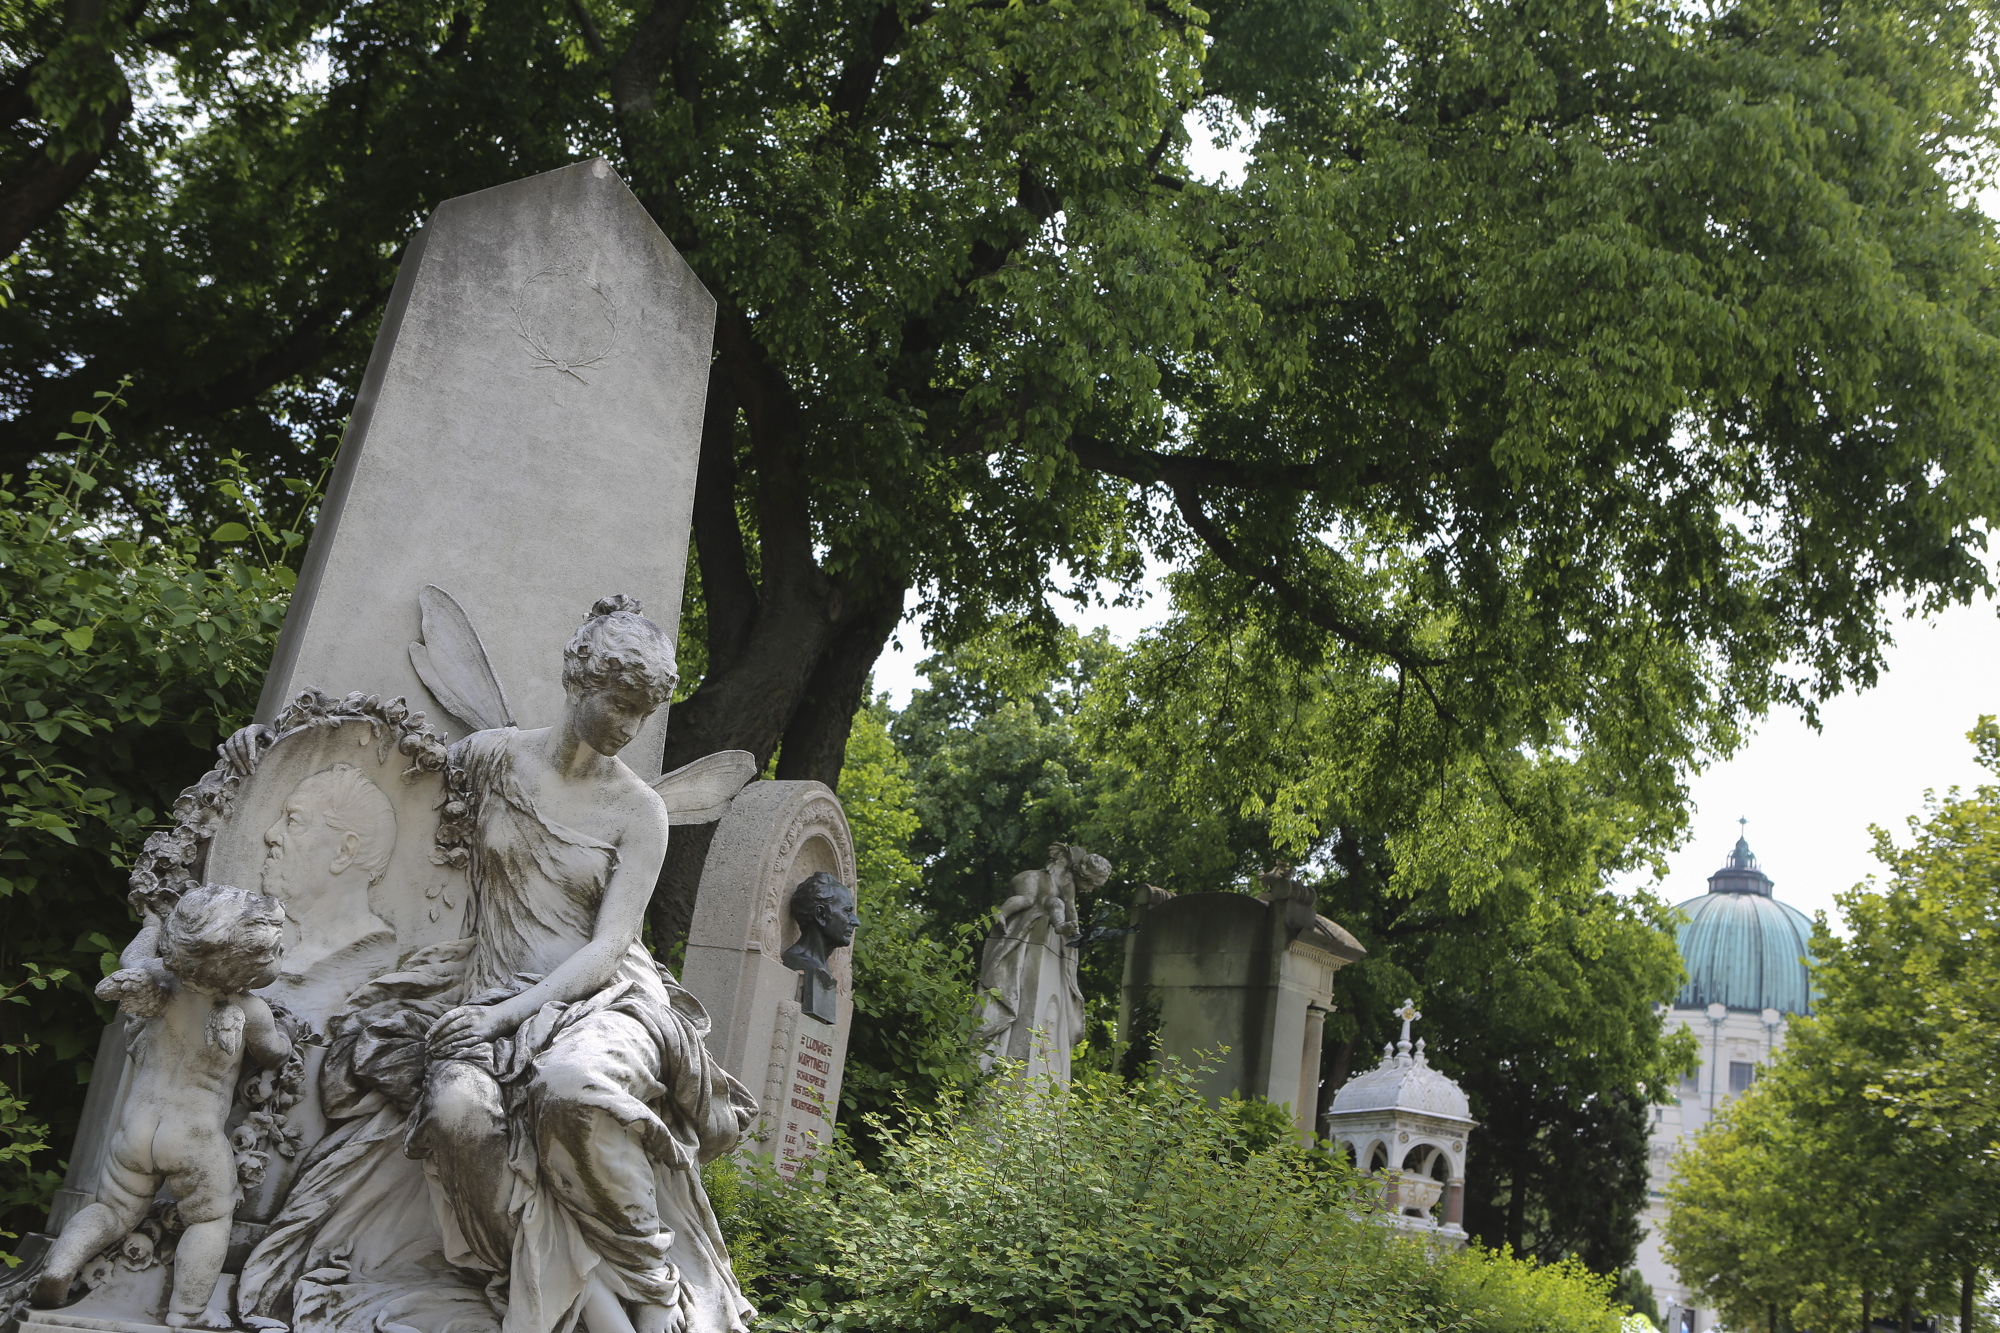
[1672,830,1816,1016]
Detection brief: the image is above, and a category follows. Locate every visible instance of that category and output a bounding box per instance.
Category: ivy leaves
[0,388,312,1238]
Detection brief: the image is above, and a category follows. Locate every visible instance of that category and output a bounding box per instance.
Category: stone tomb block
[1119,879,1365,1142]
[681,782,857,1178]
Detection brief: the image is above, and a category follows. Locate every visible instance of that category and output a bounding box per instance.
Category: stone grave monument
[1323,1000,1474,1241]
[682,783,858,1178]
[973,844,1111,1085]
[1118,867,1366,1141]
[2,160,825,1333]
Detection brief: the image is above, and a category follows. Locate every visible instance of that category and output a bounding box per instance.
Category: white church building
[1636,827,1816,1332]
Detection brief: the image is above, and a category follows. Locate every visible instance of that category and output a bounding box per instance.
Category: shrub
[0,388,307,1239]
[1434,1248,1627,1333]
[709,1065,1633,1332]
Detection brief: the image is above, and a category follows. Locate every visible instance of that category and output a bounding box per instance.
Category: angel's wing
[409,584,516,734]
[653,750,758,825]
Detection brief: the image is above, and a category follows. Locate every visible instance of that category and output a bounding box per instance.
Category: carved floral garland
[124,689,453,918]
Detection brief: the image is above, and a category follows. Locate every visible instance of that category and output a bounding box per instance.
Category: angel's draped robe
[241,729,757,1333]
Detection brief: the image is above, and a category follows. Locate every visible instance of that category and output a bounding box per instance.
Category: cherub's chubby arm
[232,994,291,1069]
[95,910,176,1017]
[120,911,165,971]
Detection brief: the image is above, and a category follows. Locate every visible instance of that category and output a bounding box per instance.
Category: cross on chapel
[1396,998,1422,1049]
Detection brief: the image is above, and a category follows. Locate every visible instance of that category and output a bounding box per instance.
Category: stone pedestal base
[17,1272,237,1333]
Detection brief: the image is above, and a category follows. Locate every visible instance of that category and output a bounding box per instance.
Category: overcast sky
[869,126,2000,932]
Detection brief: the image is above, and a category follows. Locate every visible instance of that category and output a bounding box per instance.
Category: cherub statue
[992,843,1110,941]
[34,883,291,1327]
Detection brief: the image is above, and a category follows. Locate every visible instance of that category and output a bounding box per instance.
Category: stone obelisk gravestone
[258,157,714,779]
[11,160,725,1333]
[683,783,858,1178]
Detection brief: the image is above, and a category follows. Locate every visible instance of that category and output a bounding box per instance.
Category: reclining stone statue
[33,884,291,1326]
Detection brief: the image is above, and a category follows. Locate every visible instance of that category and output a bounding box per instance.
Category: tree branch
[0,86,129,258]
[1167,477,1446,672]
[567,0,608,60]
[1069,435,1376,494]
[828,1,909,125]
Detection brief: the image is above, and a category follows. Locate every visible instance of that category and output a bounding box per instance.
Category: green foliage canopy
[5,0,1999,807]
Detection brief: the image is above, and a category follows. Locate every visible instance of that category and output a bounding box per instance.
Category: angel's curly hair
[161,883,284,995]
[562,595,678,707]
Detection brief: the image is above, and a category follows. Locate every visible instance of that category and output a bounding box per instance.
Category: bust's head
[789,872,860,953]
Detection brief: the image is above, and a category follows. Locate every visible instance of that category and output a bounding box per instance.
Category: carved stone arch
[682,779,857,1172]
[1395,1136,1465,1180]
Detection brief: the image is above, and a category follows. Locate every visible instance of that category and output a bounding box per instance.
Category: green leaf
[59,627,93,652]
[209,523,251,542]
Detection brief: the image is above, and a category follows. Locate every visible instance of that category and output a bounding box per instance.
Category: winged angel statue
[237,589,760,1333]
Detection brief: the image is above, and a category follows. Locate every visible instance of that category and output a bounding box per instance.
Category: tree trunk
[1900,1297,1912,1333]
[1964,1268,1975,1333]
[1,0,135,257]
[1504,1162,1526,1254]
[1862,1290,1871,1333]
[644,342,908,950]
[1317,1033,1353,1125]
[0,87,129,257]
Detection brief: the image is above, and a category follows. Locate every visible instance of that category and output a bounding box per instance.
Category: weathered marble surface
[1119,868,1366,1142]
[32,889,291,1327]
[236,598,756,1333]
[975,844,1110,1085]
[6,162,772,1333]
[255,159,715,782]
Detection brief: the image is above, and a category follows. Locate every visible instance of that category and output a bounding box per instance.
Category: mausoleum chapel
[1636,826,1816,1333]
[1322,1001,1474,1241]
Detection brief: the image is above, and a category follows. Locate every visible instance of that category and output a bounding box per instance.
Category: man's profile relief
[260,763,397,989]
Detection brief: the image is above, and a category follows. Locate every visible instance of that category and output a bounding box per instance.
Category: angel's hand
[426,1004,511,1058]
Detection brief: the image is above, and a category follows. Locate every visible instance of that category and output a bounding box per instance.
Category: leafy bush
[709,1065,1635,1332]
[0,389,306,1239]
[1434,1249,1626,1333]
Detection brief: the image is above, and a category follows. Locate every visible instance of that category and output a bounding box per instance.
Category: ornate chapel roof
[1328,1012,1472,1124]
